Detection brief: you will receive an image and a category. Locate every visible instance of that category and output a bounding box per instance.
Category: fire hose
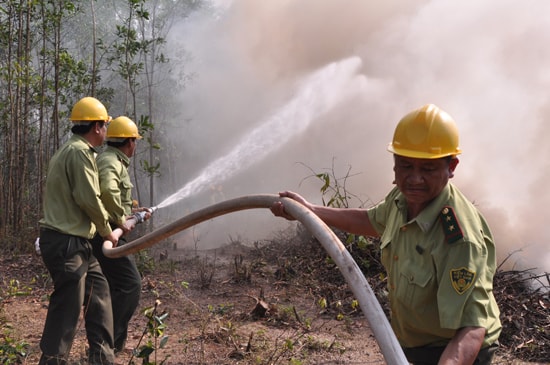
[103,194,408,365]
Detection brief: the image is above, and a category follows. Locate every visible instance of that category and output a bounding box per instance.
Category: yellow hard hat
[387,104,462,159]
[70,97,111,122]
[107,116,142,139]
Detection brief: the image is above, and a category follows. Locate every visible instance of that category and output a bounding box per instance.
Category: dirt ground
[1,236,387,364]
[0,230,548,364]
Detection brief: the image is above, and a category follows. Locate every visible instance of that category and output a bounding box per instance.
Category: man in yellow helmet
[270,104,501,365]
[91,116,150,354]
[38,97,123,365]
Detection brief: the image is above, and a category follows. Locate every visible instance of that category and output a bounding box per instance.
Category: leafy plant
[299,159,381,272]
[0,331,29,364]
[136,249,156,274]
[2,279,33,297]
[298,158,365,209]
[130,299,170,365]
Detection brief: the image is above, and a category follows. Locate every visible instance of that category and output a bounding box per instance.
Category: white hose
[103,194,408,364]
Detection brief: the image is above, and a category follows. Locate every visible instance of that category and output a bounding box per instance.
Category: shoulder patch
[440,206,463,244]
[450,267,476,295]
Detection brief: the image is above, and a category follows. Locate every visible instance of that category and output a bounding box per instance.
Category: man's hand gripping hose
[104,206,157,249]
[133,206,158,223]
[33,206,158,255]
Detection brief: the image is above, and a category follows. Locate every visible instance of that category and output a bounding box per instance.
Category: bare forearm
[439,326,485,365]
[272,191,378,237]
[310,205,377,236]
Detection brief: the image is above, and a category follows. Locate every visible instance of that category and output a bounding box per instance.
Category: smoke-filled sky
[160,0,550,273]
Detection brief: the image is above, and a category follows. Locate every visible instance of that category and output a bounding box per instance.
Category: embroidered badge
[440,206,463,244]
[450,267,476,295]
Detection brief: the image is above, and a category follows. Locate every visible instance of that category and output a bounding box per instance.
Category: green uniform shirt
[367,183,501,348]
[40,134,112,238]
[96,146,133,226]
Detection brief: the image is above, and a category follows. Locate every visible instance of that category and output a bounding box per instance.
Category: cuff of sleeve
[98,224,113,238]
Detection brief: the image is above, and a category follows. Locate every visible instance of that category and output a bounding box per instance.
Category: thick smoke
[161,0,550,273]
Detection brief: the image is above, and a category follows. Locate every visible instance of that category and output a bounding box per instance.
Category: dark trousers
[403,343,498,365]
[92,234,142,352]
[38,229,114,365]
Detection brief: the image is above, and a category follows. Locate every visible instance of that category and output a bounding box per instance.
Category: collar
[394,184,452,232]
[71,134,100,154]
[106,145,130,167]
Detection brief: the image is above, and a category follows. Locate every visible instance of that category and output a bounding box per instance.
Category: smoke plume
[161,0,550,273]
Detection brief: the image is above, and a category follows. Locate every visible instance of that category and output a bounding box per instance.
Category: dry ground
[0,227,548,364]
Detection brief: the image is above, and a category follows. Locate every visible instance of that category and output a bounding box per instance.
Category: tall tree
[104,0,198,208]
[0,0,200,252]
[0,0,39,245]
[0,0,107,249]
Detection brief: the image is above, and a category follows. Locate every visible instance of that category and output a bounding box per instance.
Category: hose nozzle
[133,206,158,224]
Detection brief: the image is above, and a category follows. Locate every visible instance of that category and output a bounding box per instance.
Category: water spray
[154,57,366,210]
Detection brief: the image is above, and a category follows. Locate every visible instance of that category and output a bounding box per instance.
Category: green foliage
[284,338,294,350]
[300,159,386,325]
[208,303,234,316]
[139,115,162,177]
[0,276,32,363]
[300,159,380,271]
[136,249,156,274]
[299,158,363,209]
[0,332,29,364]
[101,0,173,207]
[131,300,170,365]
[107,0,151,84]
[2,279,33,297]
[0,0,199,244]
[140,159,161,178]
[139,114,155,136]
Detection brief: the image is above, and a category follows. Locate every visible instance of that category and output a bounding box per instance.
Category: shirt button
[400,226,407,231]
[393,255,398,261]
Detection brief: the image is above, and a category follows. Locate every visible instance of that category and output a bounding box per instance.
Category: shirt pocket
[121,180,134,206]
[396,263,434,311]
[121,179,134,191]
